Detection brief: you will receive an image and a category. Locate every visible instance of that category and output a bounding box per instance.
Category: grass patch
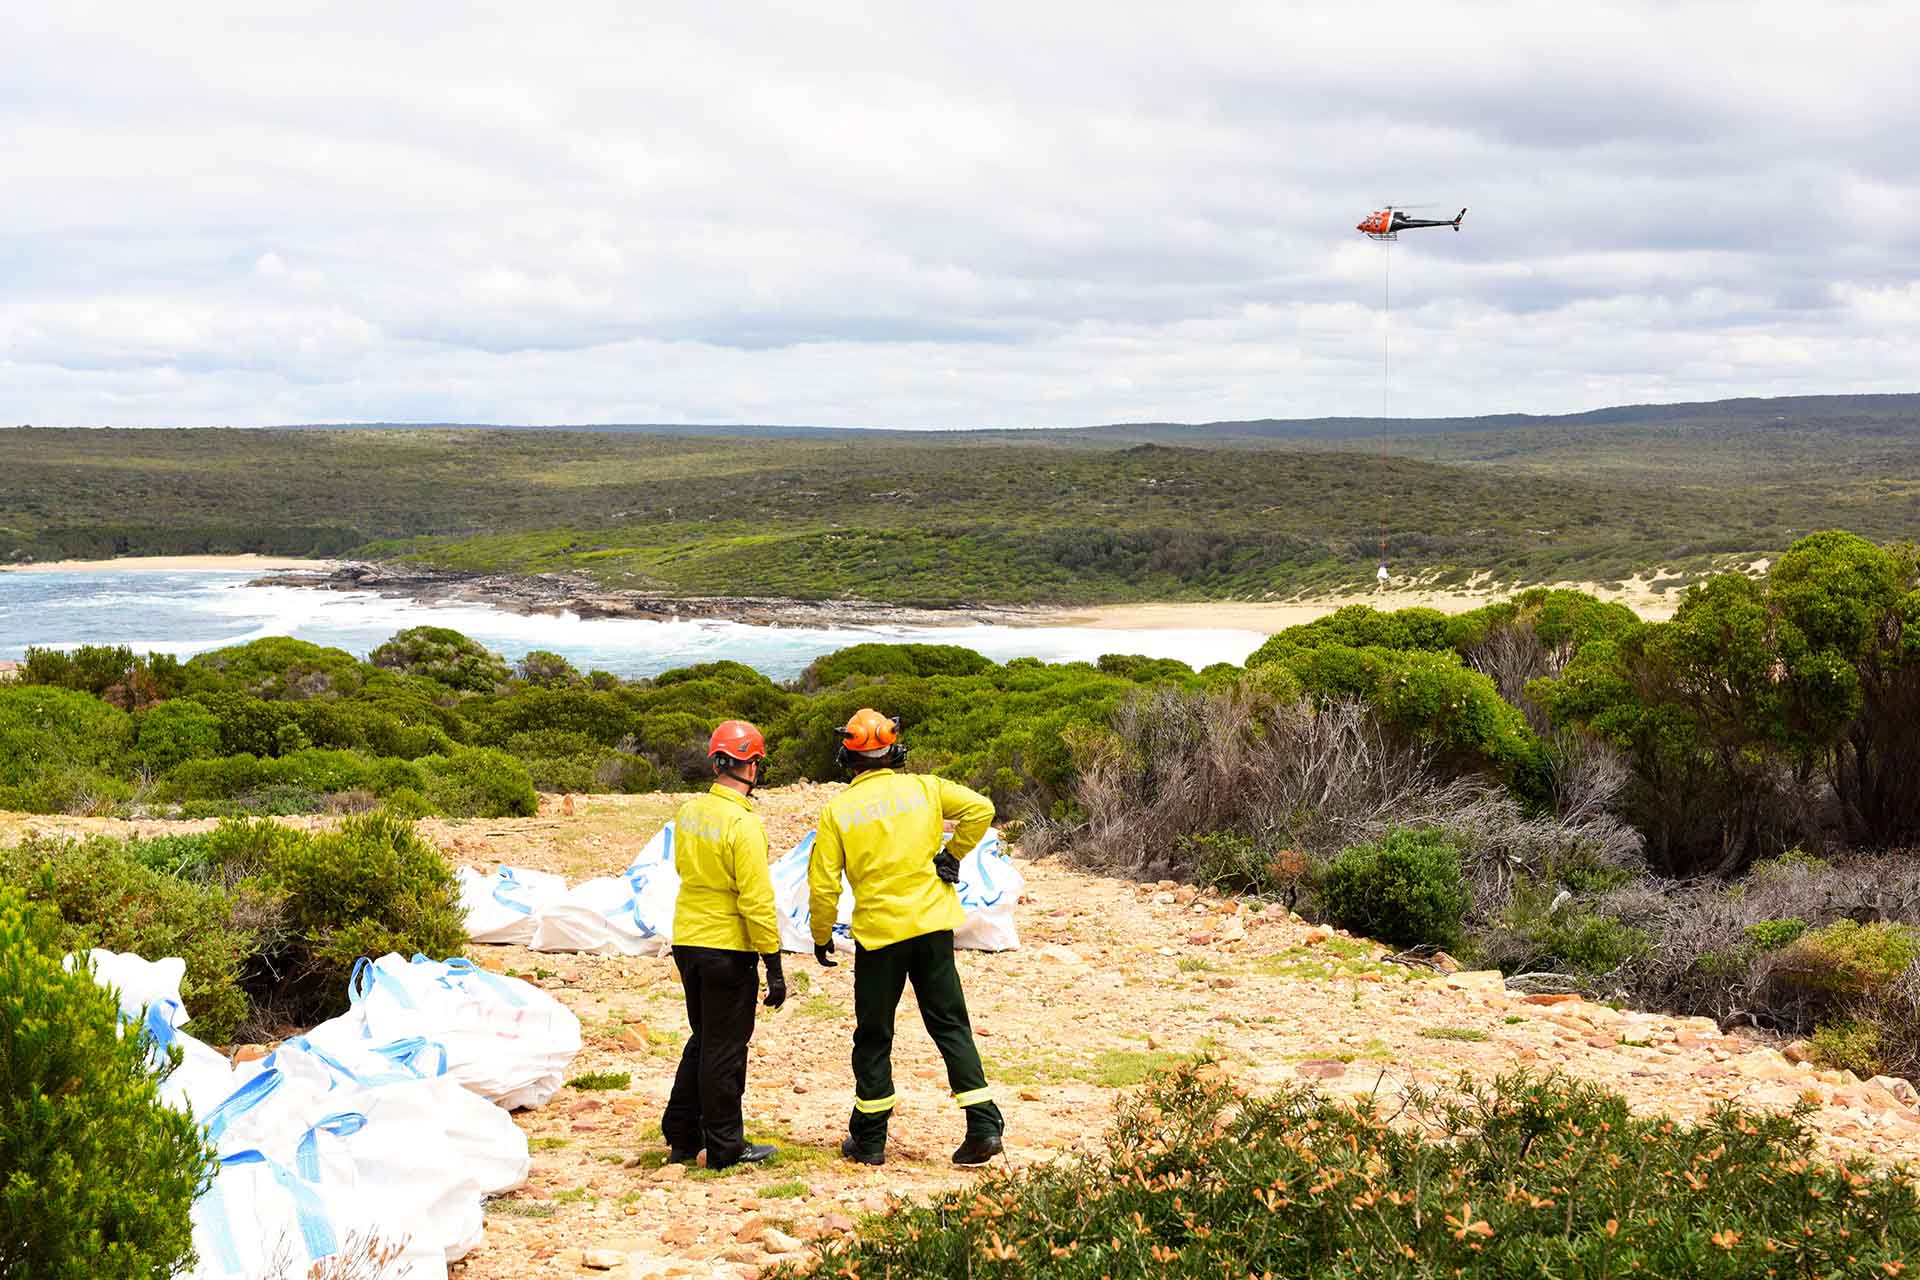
[762,1180,809,1200]
[486,1198,556,1219]
[528,1136,570,1151]
[1177,955,1219,973]
[567,1070,631,1090]
[1418,1026,1488,1042]
[551,1187,592,1204]
[796,994,842,1019]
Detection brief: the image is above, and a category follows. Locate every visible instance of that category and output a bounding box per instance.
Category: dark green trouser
[848,929,1004,1154]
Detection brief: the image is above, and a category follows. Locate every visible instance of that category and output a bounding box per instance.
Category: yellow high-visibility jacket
[810,769,994,951]
[671,784,779,954]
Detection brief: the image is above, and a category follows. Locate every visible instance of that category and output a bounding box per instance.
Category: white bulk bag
[771,831,854,955]
[527,822,679,956]
[950,829,1026,952]
[458,864,569,945]
[66,947,240,1115]
[771,827,1024,953]
[186,1146,447,1280]
[263,1037,528,1197]
[324,953,582,1110]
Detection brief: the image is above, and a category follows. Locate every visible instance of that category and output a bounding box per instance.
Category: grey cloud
[1,1,1916,427]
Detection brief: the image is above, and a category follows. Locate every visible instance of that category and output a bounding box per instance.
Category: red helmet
[707,720,767,763]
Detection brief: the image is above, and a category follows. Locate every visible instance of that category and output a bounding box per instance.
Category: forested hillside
[5,392,1916,602]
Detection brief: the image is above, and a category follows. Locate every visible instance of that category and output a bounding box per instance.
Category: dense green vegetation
[769,1060,1920,1278]
[2,814,466,1042]
[5,393,1915,601]
[4,527,1917,1074]
[1,883,218,1279]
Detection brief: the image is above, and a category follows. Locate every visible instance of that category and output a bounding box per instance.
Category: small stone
[1428,951,1462,974]
[616,1025,650,1052]
[1869,1076,1920,1110]
[1186,932,1216,946]
[230,1044,271,1064]
[1302,926,1334,946]
[1783,1039,1815,1065]
[1522,993,1579,1006]
[1443,970,1507,995]
[1018,1087,1041,1101]
[654,1163,687,1183]
[735,1216,767,1243]
[660,1221,698,1246]
[583,1249,625,1270]
[764,1227,804,1253]
[1037,943,1089,970]
[1296,1059,1347,1079]
[1206,975,1236,989]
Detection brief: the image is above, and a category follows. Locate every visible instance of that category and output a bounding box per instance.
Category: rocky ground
[14,789,1920,1279]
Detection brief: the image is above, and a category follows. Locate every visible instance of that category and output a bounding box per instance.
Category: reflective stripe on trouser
[661,945,759,1167]
[848,929,1005,1153]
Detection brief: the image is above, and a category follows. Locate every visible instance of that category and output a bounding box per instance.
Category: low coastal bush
[1318,827,1469,950]
[772,1062,1920,1279]
[247,812,467,1024]
[2,816,467,1040]
[0,835,257,1042]
[0,883,219,1280]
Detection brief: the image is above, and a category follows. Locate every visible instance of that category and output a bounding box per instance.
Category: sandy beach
[1040,577,1682,633]
[0,554,341,574]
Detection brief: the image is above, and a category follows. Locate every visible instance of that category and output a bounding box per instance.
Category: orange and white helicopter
[1356,206,1466,241]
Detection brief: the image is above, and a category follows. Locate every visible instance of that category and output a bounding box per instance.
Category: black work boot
[666,1147,701,1165]
[840,1136,885,1166]
[951,1133,1004,1166]
[708,1143,777,1170]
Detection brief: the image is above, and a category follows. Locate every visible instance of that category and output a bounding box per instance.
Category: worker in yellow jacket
[809,708,1004,1167]
[661,720,784,1170]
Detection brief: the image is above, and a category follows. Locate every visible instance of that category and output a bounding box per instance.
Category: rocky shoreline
[249,562,1049,629]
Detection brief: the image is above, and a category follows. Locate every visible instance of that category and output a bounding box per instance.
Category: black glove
[762,952,787,1009]
[933,849,961,885]
[814,942,838,968]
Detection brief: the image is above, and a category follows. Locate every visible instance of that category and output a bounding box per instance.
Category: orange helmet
[836,707,905,771]
[839,708,899,753]
[707,719,767,764]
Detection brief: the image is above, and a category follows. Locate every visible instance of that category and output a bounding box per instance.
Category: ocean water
[0,570,1267,681]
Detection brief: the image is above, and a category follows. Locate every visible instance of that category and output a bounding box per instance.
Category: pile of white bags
[771,827,1026,954]
[74,946,549,1280]
[456,864,567,944]
[529,823,679,956]
[304,953,583,1111]
[461,823,1025,957]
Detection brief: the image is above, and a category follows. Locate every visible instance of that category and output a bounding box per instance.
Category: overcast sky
[4,1,1917,429]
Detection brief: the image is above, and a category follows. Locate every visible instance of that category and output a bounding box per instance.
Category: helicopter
[1357,206,1466,241]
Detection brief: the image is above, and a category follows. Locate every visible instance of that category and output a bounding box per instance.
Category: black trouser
[848,929,1003,1154]
[660,945,758,1166]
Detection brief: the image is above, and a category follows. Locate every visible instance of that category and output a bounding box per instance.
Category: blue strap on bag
[206,1149,339,1266]
[295,1111,369,1181]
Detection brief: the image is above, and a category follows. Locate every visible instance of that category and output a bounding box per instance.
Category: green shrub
[419,746,538,817]
[1742,917,1809,951]
[369,626,510,692]
[1179,831,1286,895]
[185,636,368,701]
[0,883,219,1280]
[0,684,133,791]
[1810,1018,1884,1078]
[0,836,256,1043]
[249,812,467,1024]
[1318,827,1468,950]
[130,698,224,773]
[1782,919,1920,997]
[773,1062,1920,1279]
[1475,883,1651,980]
